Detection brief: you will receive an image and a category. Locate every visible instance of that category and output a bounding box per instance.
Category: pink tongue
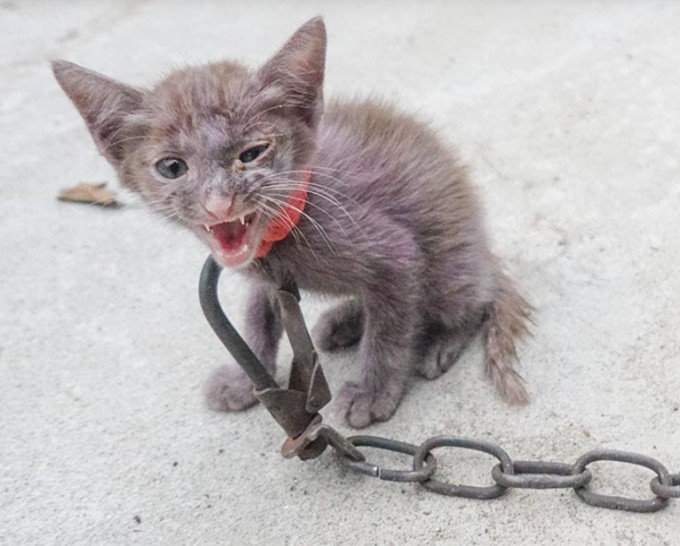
[212,220,247,252]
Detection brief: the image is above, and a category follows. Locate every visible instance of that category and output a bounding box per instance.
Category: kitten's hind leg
[312,298,364,351]
[414,325,476,380]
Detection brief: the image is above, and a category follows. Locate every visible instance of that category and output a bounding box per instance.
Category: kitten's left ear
[52,60,144,166]
[256,17,327,127]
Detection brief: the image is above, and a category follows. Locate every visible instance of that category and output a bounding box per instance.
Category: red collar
[256,169,311,258]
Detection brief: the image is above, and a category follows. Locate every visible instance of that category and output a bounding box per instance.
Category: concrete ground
[2,1,679,544]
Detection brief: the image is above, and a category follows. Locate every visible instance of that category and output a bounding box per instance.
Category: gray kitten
[53,17,532,428]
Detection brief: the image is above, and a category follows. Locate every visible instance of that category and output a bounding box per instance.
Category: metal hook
[198,255,331,458]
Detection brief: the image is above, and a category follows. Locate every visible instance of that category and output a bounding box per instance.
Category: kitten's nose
[205,193,234,219]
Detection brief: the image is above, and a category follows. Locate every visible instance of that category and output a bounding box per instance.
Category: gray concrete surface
[2,1,680,544]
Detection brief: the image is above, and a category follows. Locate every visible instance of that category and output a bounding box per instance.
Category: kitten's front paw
[204,365,258,412]
[336,381,401,428]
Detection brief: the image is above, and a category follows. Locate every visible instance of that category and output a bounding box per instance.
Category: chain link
[413,436,513,500]
[572,449,672,512]
[492,460,592,490]
[343,436,437,483]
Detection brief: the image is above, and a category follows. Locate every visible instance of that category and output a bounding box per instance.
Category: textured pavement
[2,1,680,544]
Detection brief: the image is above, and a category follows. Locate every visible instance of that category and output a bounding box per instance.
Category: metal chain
[329,433,680,513]
[198,256,680,514]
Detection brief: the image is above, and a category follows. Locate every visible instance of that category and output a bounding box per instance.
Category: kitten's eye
[239,143,270,164]
[155,157,188,179]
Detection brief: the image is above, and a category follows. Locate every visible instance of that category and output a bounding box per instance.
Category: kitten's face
[125,62,319,268]
[53,17,326,269]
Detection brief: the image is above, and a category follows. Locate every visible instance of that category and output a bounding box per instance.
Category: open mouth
[203,211,259,267]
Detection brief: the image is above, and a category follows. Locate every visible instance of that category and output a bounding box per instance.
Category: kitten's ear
[256,17,326,126]
[52,60,144,165]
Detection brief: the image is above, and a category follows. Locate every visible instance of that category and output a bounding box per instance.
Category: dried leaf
[58,182,120,207]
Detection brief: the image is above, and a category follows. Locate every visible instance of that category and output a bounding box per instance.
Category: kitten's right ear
[256,17,327,127]
[52,60,144,165]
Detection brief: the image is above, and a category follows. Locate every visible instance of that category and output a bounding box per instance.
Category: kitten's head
[53,17,326,268]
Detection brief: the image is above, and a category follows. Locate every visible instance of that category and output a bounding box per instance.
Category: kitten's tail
[483,268,534,404]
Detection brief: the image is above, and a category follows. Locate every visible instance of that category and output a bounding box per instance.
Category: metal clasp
[199,256,332,460]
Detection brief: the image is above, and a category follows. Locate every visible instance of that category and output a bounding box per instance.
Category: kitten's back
[317,97,489,262]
